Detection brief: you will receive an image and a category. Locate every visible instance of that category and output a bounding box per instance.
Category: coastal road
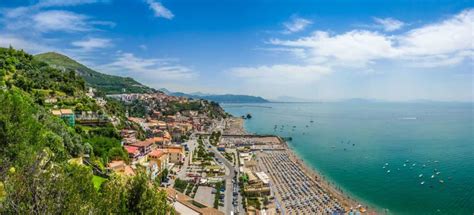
[204,138,236,215]
[207,119,244,214]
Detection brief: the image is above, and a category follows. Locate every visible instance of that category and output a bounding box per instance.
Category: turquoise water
[223,102,474,214]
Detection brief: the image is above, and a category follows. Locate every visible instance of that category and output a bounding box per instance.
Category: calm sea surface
[222,102,474,214]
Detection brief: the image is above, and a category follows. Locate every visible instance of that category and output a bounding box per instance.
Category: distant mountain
[164,90,269,103]
[340,98,381,103]
[189,91,211,97]
[35,52,154,94]
[271,96,316,103]
[201,94,269,103]
[158,88,171,94]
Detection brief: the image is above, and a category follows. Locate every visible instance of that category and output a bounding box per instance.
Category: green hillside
[0,47,171,214]
[34,52,154,94]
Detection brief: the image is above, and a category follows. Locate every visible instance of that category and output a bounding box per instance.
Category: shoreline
[226,117,374,214]
[282,141,373,213]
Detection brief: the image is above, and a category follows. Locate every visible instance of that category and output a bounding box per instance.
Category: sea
[222,101,474,215]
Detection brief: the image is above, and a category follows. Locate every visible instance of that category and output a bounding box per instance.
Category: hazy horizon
[1,0,472,102]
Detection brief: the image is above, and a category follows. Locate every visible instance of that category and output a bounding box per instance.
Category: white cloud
[146,0,174,19]
[397,9,473,58]
[0,2,114,33]
[226,64,330,98]
[283,16,312,34]
[139,44,148,50]
[33,10,90,32]
[72,38,112,50]
[270,30,397,67]
[97,52,195,81]
[268,9,474,68]
[373,17,404,32]
[229,64,330,85]
[37,0,104,7]
[0,34,50,53]
[225,9,473,99]
[255,47,307,59]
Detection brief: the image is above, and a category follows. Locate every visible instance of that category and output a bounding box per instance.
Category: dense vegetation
[213,181,224,209]
[209,131,222,146]
[0,47,172,213]
[124,99,151,117]
[35,52,154,94]
[168,91,269,103]
[162,100,203,115]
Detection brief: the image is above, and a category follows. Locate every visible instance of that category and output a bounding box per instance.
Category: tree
[126,171,172,214]
[1,152,97,214]
[97,175,128,214]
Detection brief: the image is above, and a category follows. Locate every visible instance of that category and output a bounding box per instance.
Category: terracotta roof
[128,117,144,124]
[132,136,168,148]
[165,148,183,154]
[149,149,166,158]
[108,160,125,168]
[152,137,165,142]
[131,139,155,147]
[124,145,139,154]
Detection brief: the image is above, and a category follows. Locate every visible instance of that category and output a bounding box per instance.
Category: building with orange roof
[130,138,157,155]
[162,145,185,164]
[151,110,162,119]
[124,145,141,160]
[107,160,135,177]
[148,149,169,172]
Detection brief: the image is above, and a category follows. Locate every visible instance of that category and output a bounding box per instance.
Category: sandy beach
[225,117,372,214]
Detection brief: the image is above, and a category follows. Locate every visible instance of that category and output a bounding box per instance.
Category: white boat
[421,181,425,185]
[419,174,423,178]
[436,172,441,175]
[383,166,386,169]
[403,164,407,167]
[412,163,416,167]
[387,170,391,173]
[431,175,435,178]
[385,163,389,166]
[439,180,444,183]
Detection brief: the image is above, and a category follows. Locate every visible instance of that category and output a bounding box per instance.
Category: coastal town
[50,87,368,215]
[1,0,472,212]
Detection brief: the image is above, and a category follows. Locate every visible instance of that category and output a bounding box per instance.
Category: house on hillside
[148,149,169,174]
[162,145,185,164]
[130,139,156,155]
[124,145,141,161]
[51,109,75,127]
[107,160,135,176]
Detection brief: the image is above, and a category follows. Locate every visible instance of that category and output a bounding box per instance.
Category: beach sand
[225,117,373,214]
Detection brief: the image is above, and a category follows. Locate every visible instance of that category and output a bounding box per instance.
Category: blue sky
[0,0,473,101]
